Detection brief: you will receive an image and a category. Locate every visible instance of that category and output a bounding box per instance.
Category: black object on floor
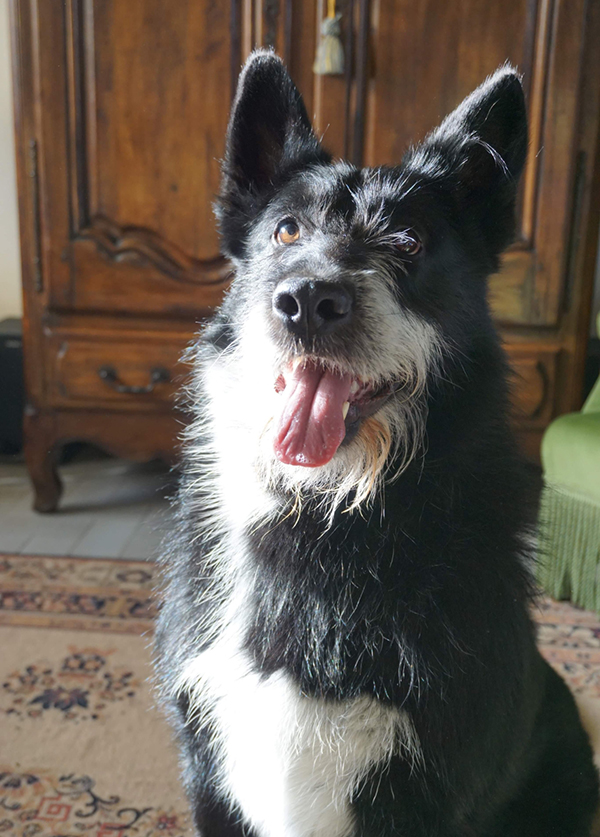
[0,318,24,455]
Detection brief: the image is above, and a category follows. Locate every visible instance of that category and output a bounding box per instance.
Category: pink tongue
[275,363,353,467]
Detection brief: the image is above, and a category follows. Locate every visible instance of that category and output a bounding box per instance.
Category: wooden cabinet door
[27,0,238,318]
[356,0,587,328]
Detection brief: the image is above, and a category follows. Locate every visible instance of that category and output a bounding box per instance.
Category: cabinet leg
[23,410,64,513]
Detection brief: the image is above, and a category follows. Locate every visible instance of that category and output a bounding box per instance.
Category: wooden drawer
[505,345,560,429]
[46,331,193,411]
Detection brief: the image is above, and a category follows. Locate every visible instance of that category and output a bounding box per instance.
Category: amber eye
[275,219,300,245]
[394,229,422,257]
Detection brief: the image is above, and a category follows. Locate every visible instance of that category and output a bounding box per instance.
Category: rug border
[0,552,155,566]
[0,553,158,634]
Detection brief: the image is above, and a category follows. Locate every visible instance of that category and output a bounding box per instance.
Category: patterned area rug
[0,555,191,837]
[1,554,600,836]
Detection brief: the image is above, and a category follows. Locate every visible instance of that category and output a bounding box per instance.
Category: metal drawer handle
[98,365,170,394]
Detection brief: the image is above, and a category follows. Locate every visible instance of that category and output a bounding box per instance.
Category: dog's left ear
[412,66,528,253]
[217,50,329,258]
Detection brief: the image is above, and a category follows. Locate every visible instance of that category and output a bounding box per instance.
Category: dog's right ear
[217,50,329,258]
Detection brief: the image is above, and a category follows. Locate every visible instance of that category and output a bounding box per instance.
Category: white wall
[0,0,22,320]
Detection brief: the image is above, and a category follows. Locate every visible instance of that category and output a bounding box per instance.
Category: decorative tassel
[537,483,600,614]
[313,0,344,76]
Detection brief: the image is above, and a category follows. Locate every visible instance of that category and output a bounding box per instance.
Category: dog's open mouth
[273,358,396,467]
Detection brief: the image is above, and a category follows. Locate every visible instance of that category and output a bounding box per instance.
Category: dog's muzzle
[272,279,353,341]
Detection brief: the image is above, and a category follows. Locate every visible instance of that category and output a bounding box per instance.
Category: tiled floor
[0,454,175,560]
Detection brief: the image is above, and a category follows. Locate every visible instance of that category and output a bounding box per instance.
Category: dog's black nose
[272,279,353,339]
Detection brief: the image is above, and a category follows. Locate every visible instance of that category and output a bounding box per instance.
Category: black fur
[155,51,598,836]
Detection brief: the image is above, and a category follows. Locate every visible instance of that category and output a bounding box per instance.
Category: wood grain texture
[48,332,192,410]
[363,0,535,165]
[311,0,354,160]
[23,408,64,513]
[85,0,230,261]
[530,0,588,326]
[505,344,560,427]
[10,0,46,410]
[554,0,600,414]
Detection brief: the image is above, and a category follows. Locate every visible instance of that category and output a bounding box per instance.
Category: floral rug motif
[2,646,139,722]
[0,769,191,837]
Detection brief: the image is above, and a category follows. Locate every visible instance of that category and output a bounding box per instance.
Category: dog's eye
[394,230,422,257]
[275,220,300,245]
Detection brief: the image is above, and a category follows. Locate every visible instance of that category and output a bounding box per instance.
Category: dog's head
[203,51,527,516]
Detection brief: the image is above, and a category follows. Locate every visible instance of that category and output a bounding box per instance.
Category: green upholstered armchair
[537,313,600,611]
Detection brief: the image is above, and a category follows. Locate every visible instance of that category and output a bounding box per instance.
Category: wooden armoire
[10,0,600,512]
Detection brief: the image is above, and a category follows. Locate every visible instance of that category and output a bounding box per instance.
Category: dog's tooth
[350,381,360,396]
[342,401,350,419]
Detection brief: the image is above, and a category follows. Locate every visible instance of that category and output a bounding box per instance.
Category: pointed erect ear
[435,66,528,187]
[217,51,329,257]
[224,50,327,192]
[409,66,528,253]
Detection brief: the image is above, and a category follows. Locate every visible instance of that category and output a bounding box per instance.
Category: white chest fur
[180,632,418,837]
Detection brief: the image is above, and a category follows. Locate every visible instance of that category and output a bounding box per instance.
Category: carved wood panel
[34,0,241,316]
[505,345,559,426]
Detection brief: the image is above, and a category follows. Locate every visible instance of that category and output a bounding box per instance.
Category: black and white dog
[155,51,599,836]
